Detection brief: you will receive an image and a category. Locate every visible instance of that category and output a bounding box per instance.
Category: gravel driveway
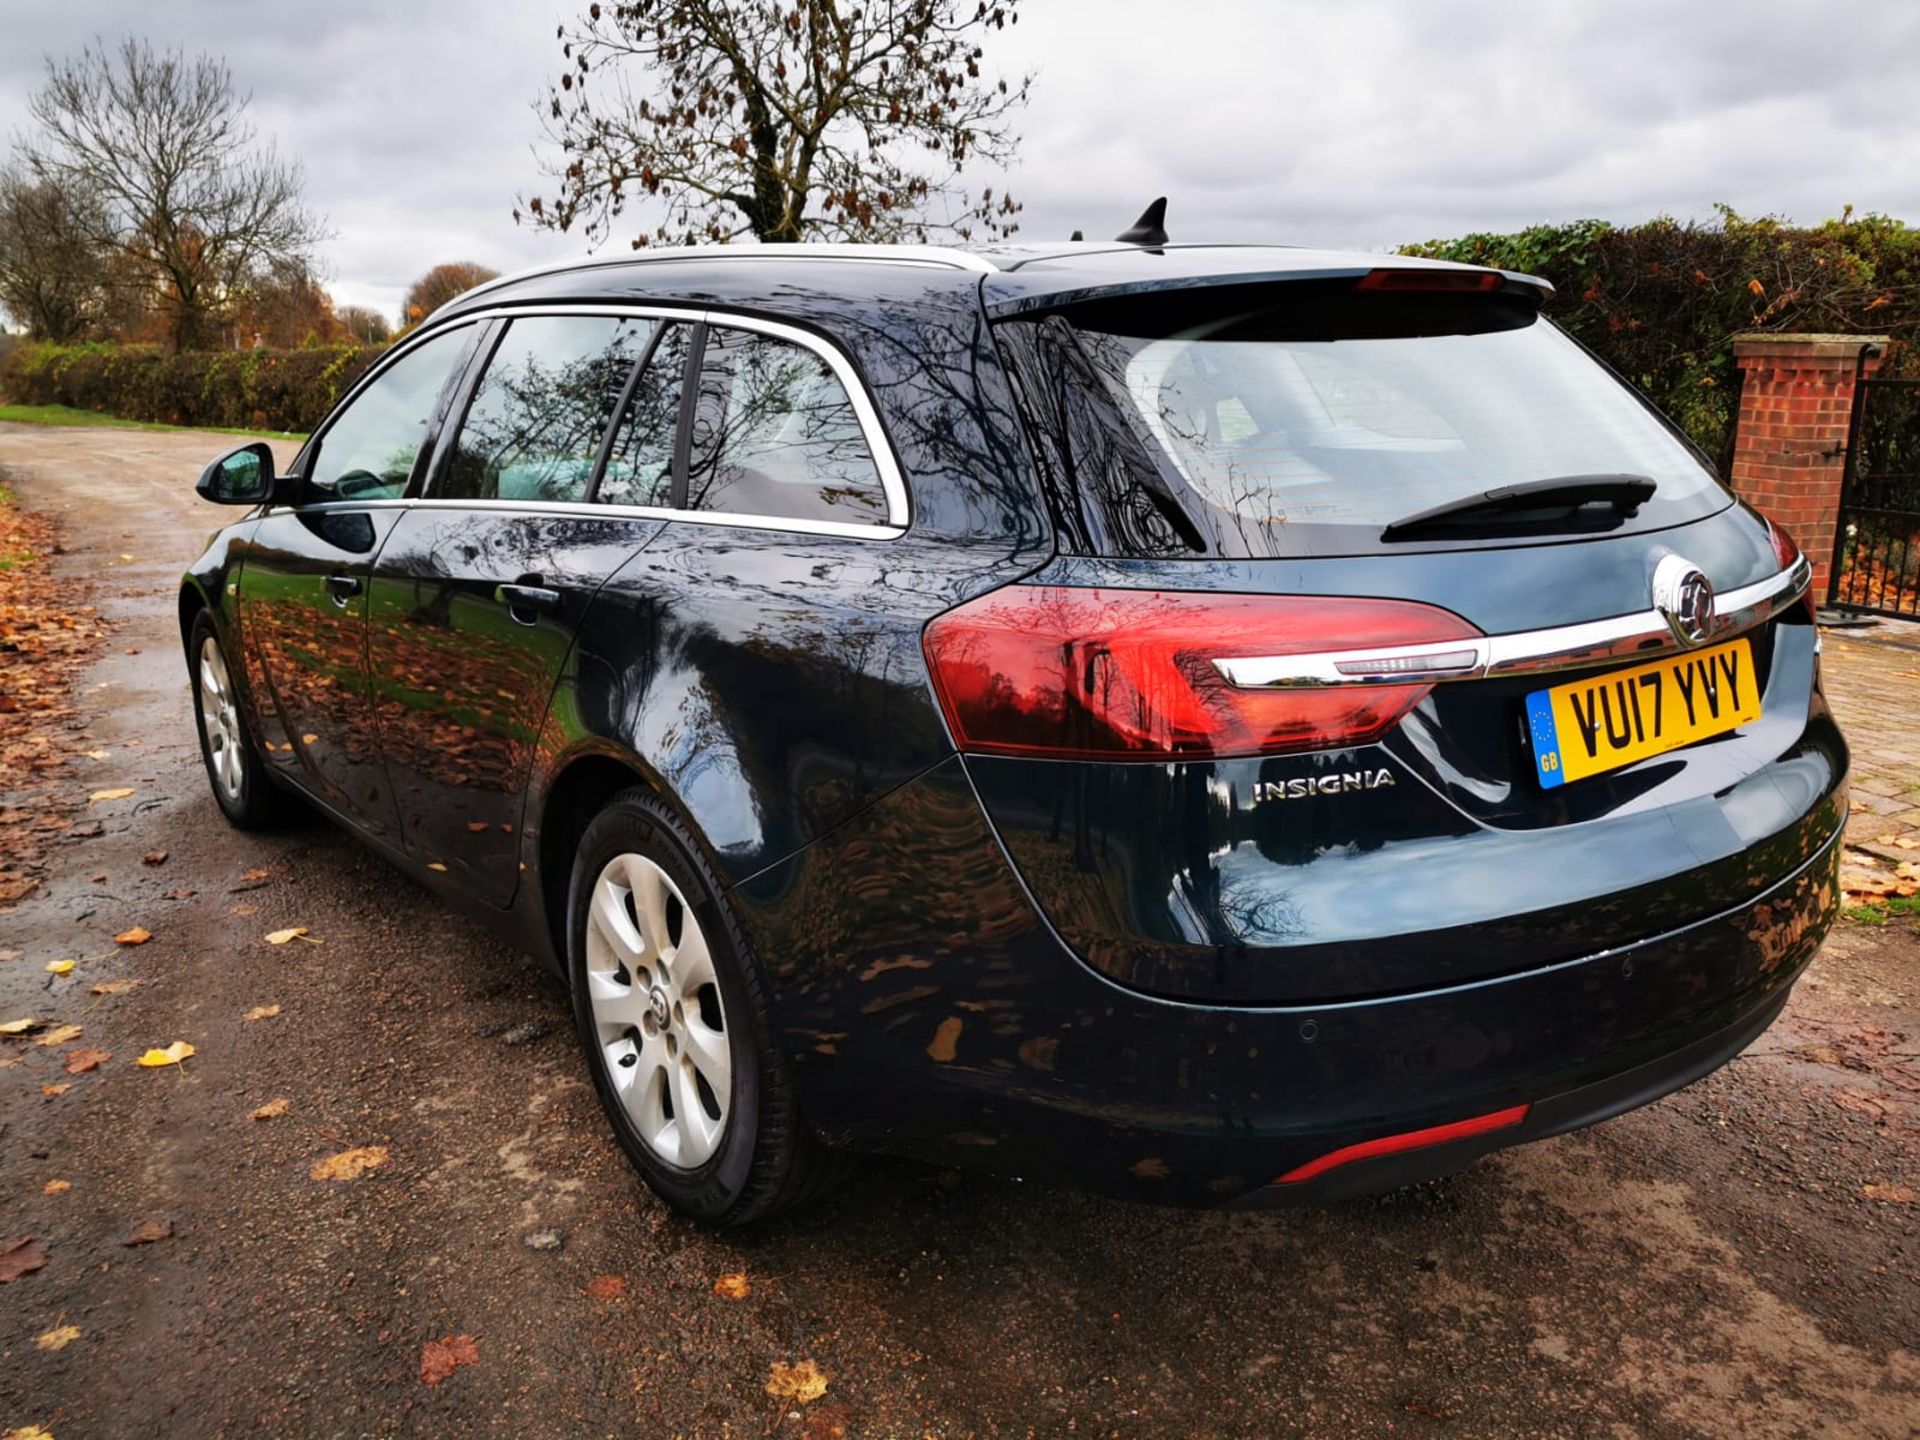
[3,421,1916,1439]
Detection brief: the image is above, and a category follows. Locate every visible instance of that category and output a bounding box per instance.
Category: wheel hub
[581,852,731,1169]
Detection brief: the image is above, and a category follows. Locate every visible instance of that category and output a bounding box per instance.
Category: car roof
[437,241,1550,324]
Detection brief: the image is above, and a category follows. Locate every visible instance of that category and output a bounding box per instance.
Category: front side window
[437,315,654,504]
[685,327,889,525]
[306,324,474,502]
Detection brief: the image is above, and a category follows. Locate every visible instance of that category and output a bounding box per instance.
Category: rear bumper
[736,757,1842,1208]
[1222,975,1793,1207]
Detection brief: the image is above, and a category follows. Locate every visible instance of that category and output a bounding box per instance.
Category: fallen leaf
[41,1084,70,1098]
[134,1041,195,1068]
[114,927,152,946]
[90,979,139,995]
[142,849,168,865]
[310,1145,389,1181]
[44,959,75,976]
[250,1098,290,1120]
[42,1180,70,1195]
[35,1323,81,1351]
[427,862,448,872]
[89,788,134,802]
[926,1015,962,1063]
[300,733,317,745]
[1,1426,54,1440]
[584,1274,627,1300]
[0,1236,49,1281]
[244,1004,281,1021]
[766,1360,829,1404]
[0,1017,39,1036]
[1864,1183,1915,1204]
[122,1218,173,1246]
[466,821,489,833]
[265,927,319,945]
[420,1334,478,1386]
[37,1024,83,1047]
[713,1272,751,1300]
[240,868,270,882]
[162,887,195,900]
[1834,1086,1891,1118]
[64,1047,110,1074]
[229,904,258,916]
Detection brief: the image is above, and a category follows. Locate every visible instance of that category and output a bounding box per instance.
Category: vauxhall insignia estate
[181,220,1843,1224]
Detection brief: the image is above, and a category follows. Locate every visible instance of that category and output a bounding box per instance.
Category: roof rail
[446,243,999,314]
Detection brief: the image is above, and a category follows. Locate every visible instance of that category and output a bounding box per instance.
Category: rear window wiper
[1380,474,1658,541]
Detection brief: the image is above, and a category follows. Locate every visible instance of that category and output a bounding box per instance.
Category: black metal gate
[1831,375,1920,618]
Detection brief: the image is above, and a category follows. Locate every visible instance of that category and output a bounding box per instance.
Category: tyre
[188,611,291,829]
[567,788,841,1224]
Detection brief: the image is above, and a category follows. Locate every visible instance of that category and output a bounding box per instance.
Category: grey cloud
[0,0,1915,318]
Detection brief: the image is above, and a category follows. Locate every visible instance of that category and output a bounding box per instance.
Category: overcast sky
[3,0,1916,322]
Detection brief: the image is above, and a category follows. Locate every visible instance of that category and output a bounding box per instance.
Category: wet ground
[2,422,1917,1439]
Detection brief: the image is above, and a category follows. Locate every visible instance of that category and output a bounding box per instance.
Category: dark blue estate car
[181,235,1843,1223]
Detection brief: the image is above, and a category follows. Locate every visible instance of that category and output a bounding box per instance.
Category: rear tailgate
[939,267,1845,1004]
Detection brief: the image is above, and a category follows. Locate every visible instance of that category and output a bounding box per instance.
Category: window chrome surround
[451,243,998,315]
[286,301,912,540]
[1212,552,1812,690]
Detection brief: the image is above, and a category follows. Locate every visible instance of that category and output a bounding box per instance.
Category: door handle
[325,573,362,606]
[495,581,560,624]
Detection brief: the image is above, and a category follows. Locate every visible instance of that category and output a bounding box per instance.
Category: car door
[237,322,481,841]
[363,310,678,902]
[571,316,928,880]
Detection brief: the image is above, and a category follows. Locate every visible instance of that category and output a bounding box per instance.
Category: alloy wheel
[583,851,732,1168]
[198,634,245,803]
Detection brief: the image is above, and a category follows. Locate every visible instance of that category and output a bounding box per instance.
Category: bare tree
[518,0,1030,248]
[16,39,325,351]
[402,261,501,330]
[338,304,392,345]
[0,166,110,340]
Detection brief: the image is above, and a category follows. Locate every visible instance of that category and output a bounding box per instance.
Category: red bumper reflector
[1274,1104,1531,1185]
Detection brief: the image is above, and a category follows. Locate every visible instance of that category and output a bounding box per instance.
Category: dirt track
[2,421,1917,1439]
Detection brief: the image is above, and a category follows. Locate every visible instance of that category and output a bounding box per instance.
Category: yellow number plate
[1525,637,1760,789]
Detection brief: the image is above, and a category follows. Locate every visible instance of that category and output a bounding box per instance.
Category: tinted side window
[599,322,690,510]
[307,324,474,501]
[686,327,888,525]
[438,315,654,503]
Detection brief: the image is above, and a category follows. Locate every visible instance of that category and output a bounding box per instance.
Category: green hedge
[1403,208,1920,468]
[0,340,384,433]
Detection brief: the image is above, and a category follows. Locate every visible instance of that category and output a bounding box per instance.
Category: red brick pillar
[1729,333,1889,596]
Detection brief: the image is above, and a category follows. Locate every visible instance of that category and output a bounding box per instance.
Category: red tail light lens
[1766,516,1803,571]
[922,586,1483,761]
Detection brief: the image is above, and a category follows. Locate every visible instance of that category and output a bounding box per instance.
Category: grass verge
[0,402,305,442]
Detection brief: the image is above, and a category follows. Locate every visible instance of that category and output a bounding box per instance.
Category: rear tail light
[1766,516,1803,571]
[922,586,1482,761]
[1764,518,1815,619]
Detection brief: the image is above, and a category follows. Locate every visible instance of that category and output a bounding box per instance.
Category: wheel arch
[533,745,708,978]
[177,578,213,654]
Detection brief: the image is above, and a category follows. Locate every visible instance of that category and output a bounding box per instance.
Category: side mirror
[195,442,277,505]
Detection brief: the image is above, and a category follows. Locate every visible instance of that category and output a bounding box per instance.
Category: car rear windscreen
[1008,286,1728,559]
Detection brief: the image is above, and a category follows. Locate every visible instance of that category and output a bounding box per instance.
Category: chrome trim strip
[451,243,997,312]
[417,498,901,542]
[288,301,910,537]
[1212,554,1812,690]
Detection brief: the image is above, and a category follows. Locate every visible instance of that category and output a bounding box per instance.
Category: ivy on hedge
[1403,207,1920,468]
[0,339,385,434]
